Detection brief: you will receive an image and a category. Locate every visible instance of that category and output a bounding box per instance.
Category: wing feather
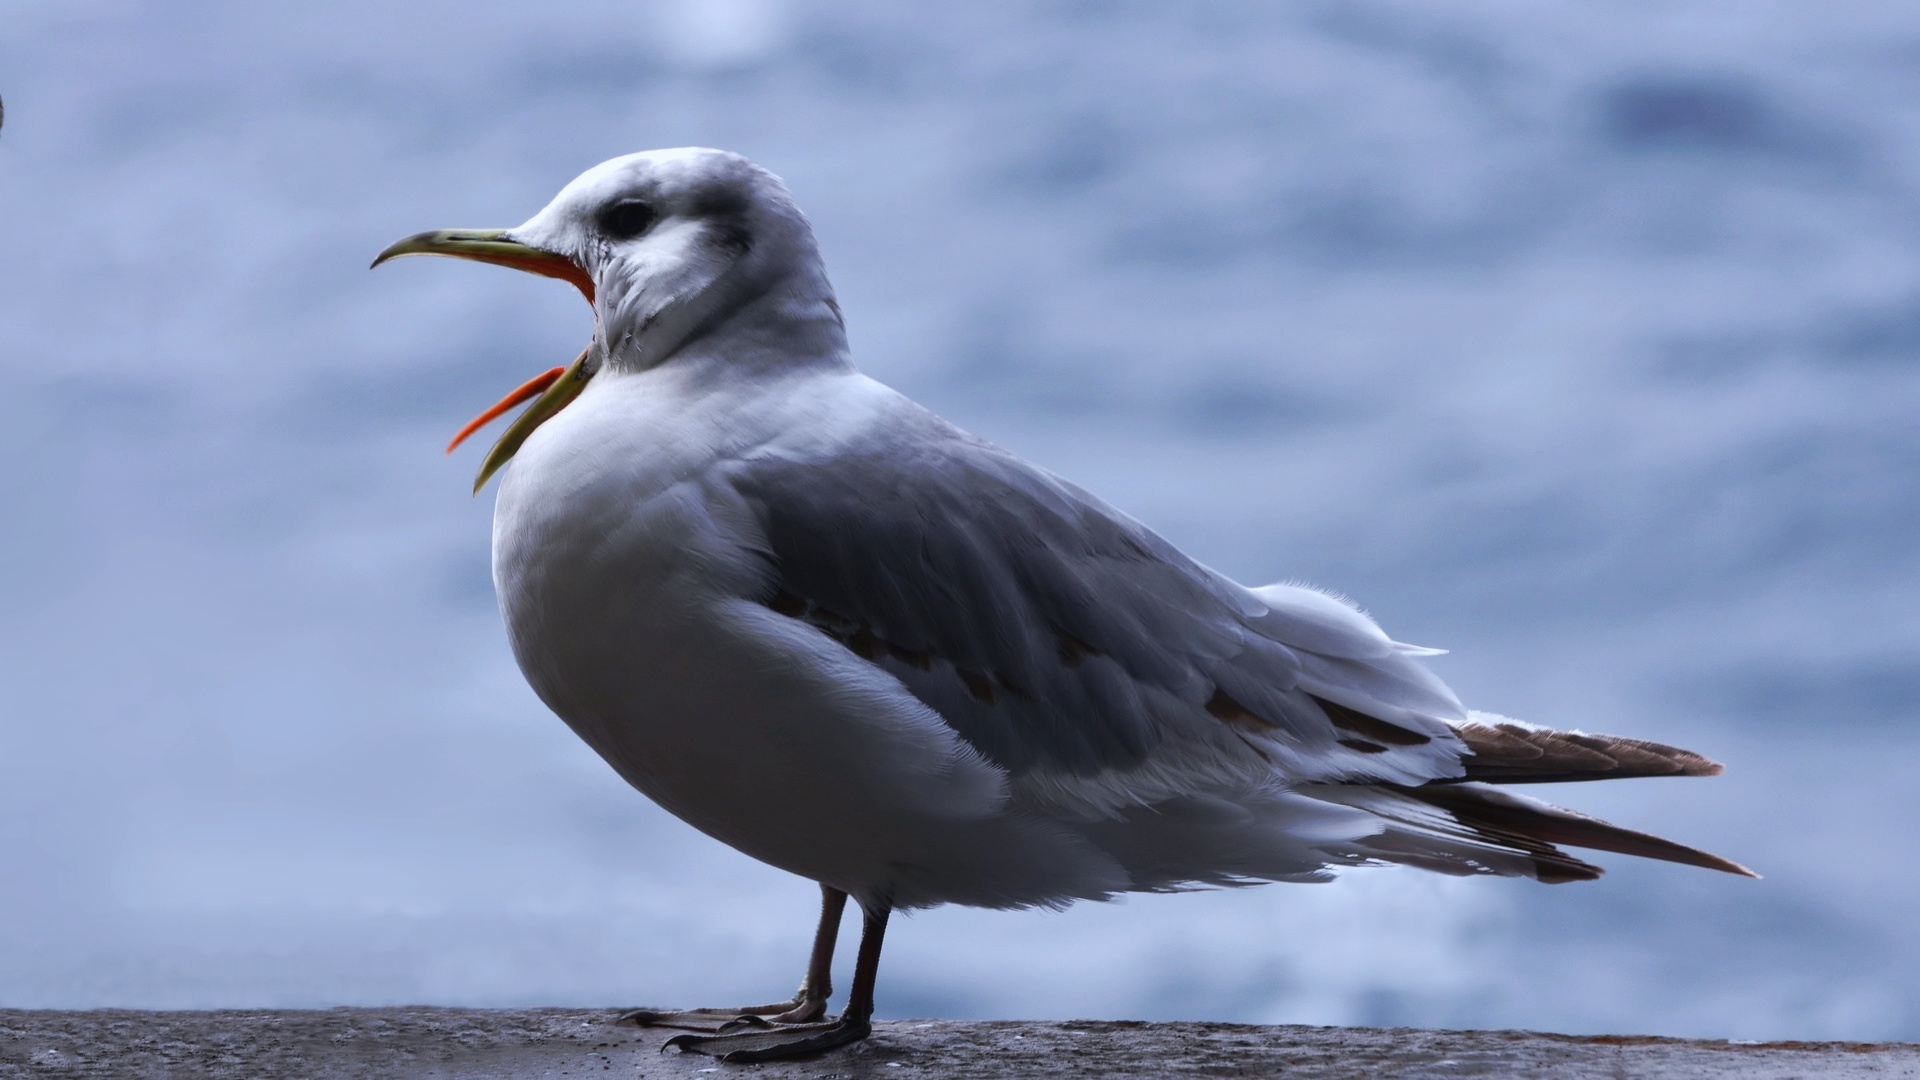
[723,411,1459,785]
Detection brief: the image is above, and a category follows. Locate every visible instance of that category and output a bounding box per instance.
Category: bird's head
[374,147,841,493]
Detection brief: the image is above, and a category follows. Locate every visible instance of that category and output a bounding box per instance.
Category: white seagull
[374,148,1753,1063]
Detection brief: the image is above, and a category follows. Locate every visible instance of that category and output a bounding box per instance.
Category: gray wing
[721,418,1465,783]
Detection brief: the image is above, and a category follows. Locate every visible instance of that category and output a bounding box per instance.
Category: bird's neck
[600,268,851,379]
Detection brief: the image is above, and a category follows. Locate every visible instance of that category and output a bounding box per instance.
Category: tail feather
[1454,716,1725,785]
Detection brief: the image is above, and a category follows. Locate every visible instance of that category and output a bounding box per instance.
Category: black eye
[597,199,657,241]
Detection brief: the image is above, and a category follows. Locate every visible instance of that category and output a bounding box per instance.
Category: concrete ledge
[3,1008,1916,1079]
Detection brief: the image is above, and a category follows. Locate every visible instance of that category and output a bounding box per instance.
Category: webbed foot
[616,993,829,1033]
[661,1014,872,1063]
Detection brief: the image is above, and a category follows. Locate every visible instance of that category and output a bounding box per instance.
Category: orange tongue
[446,366,566,454]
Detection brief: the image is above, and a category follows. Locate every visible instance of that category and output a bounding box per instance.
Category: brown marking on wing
[844,625,879,661]
[1311,695,1432,746]
[1336,737,1389,754]
[758,585,1047,709]
[804,603,859,637]
[765,590,927,669]
[1233,732,1276,764]
[886,642,934,670]
[1206,687,1277,733]
[1054,626,1101,668]
[958,669,997,703]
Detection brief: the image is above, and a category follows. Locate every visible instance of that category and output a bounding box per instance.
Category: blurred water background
[2,0,1916,1040]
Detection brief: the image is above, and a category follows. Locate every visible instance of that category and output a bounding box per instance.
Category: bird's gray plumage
[724,401,1465,788]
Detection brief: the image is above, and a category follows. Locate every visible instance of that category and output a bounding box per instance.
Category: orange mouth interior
[447,365,566,454]
[488,253,596,303]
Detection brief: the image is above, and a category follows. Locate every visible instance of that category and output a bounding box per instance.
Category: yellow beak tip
[370,229,515,272]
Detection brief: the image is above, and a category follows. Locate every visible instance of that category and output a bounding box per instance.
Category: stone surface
[2,1009,1916,1079]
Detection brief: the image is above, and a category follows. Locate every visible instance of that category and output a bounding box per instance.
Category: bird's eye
[598,199,658,241]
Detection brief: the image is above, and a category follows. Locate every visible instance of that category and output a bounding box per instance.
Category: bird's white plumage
[462,148,1740,915]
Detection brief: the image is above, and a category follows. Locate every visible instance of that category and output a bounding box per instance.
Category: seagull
[373,147,1753,1063]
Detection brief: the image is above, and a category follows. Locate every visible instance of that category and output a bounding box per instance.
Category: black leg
[662,896,892,1063]
[619,884,848,1031]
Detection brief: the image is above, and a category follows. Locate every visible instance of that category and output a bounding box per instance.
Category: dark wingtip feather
[1400,782,1759,879]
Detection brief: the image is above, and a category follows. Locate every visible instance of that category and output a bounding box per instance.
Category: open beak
[372,229,595,300]
[458,346,592,495]
[372,229,597,493]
